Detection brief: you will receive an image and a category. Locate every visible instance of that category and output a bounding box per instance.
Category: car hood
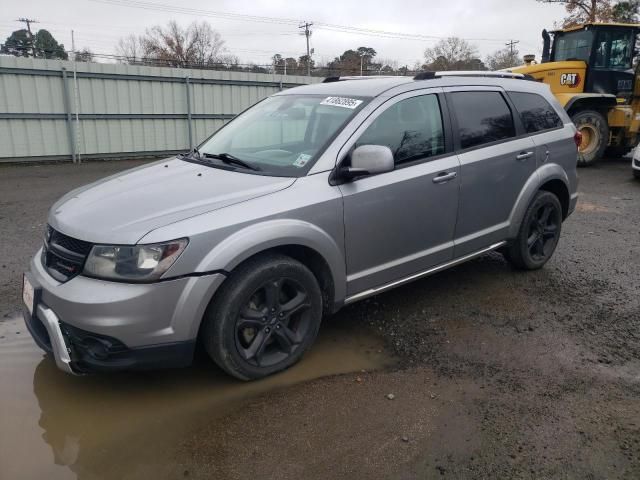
[49,158,296,244]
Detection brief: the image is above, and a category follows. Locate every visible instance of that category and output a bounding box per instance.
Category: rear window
[450,91,516,150]
[509,92,564,133]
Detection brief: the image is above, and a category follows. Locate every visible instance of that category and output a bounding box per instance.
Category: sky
[0,0,569,67]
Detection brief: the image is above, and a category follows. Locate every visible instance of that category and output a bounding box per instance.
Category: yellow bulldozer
[510,23,640,165]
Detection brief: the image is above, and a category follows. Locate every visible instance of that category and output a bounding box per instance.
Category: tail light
[573,131,583,148]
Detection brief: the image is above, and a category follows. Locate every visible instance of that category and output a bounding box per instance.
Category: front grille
[42,226,93,282]
[634,158,640,168]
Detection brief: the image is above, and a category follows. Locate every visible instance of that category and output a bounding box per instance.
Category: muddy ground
[1,158,639,479]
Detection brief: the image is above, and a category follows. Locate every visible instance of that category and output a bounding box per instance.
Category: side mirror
[340,145,394,181]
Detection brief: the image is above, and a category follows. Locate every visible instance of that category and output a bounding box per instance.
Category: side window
[594,29,633,70]
[509,92,563,133]
[355,94,445,165]
[450,91,516,149]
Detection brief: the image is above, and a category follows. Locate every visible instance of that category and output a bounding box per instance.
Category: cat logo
[560,73,580,87]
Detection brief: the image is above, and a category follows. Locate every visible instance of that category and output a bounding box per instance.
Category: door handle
[432,171,457,184]
[516,151,534,161]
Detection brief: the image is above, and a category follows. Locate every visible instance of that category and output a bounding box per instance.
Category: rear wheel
[504,191,563,270]
[202,253,322,380]
[572,109,609,167]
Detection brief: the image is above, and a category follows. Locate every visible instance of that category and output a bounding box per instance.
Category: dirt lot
[1,158,639,479]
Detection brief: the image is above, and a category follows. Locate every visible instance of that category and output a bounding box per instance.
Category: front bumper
[25,248,226,374]
[24,303,74,374]
[632,156,640,171]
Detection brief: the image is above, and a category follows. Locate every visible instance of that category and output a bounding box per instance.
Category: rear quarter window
[508,91,564,133]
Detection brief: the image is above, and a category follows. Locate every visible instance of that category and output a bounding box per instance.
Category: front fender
[196,219,347,305]
[507,163,570,238]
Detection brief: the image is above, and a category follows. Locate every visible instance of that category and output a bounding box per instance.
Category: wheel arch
[563,94,617,115]
[508,165,571,238]
[196,219,346,313]
[539,179,570,219]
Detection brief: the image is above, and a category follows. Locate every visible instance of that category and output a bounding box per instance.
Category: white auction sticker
[320,96,363,109]
[293,153,312,167]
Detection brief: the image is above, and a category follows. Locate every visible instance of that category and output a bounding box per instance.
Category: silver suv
[23,72,579,380]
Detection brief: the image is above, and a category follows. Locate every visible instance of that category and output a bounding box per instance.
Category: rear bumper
[568,192,579,217]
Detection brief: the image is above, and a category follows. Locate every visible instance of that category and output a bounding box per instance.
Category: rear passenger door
[445,88,536,257]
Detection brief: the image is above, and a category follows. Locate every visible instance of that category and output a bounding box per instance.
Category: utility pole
[16,18,38,56]
[299,21,313,76]
[505,39,520,56]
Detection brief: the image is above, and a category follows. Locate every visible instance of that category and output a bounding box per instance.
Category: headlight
[83,238,188,282]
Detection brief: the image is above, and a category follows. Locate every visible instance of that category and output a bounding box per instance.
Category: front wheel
[504,191,563,270]
[572,109,609,167]
[202,253,323,380]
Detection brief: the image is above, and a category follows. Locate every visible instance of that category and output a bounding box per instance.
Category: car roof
[277,74,554,98]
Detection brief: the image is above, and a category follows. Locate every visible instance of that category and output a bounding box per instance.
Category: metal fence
[0,56,320,163]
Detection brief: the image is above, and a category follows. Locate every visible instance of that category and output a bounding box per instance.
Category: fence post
[185,76,193,150]
[61,67,77,163]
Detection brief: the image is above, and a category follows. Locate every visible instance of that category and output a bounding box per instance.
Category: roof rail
[323,71,530,84]
[414,70,528,80]
[322,75,402,83]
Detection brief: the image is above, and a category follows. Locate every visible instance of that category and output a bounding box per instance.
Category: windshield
[553,30,594,62]
[197,94,369,176]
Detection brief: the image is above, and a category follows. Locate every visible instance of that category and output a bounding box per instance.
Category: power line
[86,0,512,43]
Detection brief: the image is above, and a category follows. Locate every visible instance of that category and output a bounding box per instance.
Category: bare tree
[140,20,227,67]
[116,21,228,67]
[190,22,226,65]
[486,47,523,70]
[116,34,143,64]
[536,0,614,26]
[423,37,483,71]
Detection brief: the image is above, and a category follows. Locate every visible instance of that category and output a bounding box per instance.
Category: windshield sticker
[320,96,363,109]
[293,153,312,168]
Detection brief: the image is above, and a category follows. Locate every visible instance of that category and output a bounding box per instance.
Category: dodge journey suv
[23,72,579,380]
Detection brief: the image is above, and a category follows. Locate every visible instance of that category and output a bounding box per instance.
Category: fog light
[83,337,110,360]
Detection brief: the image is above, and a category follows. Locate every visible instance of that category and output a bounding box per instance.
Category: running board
[344,241,507,305]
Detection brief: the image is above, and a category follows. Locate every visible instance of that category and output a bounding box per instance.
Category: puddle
[0,314,393,480]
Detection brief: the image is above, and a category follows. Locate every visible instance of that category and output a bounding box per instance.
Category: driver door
[338,90,460,297]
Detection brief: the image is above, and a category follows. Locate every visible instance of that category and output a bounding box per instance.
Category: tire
[201,253,323,380]
[572,109,609,167]
[634,169,640,180]
[504,191,563,270]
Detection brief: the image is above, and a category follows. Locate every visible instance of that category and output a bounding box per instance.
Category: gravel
[2,157,639,479]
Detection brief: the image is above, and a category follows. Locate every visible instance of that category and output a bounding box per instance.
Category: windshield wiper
[201,152,261,171]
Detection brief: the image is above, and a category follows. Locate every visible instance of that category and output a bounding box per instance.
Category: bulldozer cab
[549,23,639,98]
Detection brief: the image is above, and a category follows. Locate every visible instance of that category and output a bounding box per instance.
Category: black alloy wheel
[504,191,563,270]
[526,203,560,262]
[235,278,311,367]
[202,253,323,380]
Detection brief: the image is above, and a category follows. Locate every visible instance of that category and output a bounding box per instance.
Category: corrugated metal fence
[0,57,320,163]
